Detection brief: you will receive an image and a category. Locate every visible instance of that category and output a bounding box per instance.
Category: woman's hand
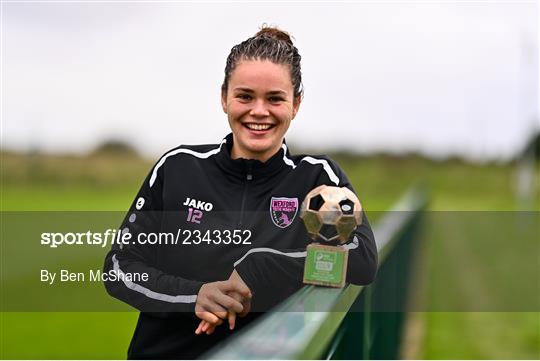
[227,270,252,330]
[195,288,250,335]
[195,279,250,321]
[195,270,252,335]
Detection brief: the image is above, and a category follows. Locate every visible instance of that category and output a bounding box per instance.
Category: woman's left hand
[195,270,251,335]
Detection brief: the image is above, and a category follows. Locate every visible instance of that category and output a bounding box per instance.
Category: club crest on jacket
[270,197,299,228]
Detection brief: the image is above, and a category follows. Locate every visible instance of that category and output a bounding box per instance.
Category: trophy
[300,185,363,288]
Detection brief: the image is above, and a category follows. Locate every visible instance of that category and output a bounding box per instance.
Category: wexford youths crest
[270,197,299,228]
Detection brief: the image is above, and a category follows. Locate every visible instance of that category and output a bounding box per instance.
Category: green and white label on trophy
[300,185,363,288]
[303,243,348,287]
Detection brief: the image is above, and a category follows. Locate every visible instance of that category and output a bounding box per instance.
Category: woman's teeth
[245,123,272,131]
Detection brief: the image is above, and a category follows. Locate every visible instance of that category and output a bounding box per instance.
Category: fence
[205,186,427,359]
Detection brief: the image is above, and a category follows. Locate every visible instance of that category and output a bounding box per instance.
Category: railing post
[362,285,372,360]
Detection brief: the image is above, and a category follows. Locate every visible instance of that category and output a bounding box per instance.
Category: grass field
[1,151,538,359]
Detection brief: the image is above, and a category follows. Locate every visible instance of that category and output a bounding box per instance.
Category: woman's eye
[237,94,252,101]
[269,96,284,103]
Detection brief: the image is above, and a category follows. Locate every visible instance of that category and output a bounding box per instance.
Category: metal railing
[205,186,427,359]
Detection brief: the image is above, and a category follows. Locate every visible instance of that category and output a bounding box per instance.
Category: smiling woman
[222,59,301,162]
[102,25,377,359]
[221,27,303,162]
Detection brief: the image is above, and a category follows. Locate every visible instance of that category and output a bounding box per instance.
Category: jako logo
[183,197,214,212]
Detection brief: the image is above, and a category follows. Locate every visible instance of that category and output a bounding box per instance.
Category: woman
[104,26,377,359]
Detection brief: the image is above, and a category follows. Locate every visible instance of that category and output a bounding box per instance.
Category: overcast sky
[2,1,539,161]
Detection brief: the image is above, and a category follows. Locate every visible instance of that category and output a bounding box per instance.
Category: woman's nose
[249,99,270,117]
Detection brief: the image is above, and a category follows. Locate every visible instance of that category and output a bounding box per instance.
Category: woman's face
[221,59,301,162]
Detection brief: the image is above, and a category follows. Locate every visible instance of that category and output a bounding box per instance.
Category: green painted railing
[205,187,427,359]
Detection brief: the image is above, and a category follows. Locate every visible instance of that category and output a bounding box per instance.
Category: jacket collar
[215,133,292,180]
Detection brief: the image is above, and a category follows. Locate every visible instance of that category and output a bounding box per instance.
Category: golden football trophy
[300,185,363,287]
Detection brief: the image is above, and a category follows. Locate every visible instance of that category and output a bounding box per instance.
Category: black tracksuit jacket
[103,133,378,359]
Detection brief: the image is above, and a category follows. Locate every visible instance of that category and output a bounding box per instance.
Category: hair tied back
[255,25,294,46]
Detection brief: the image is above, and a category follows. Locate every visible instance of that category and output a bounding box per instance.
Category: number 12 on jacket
[187,208,203,224]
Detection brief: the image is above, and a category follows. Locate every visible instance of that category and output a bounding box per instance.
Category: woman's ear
[221,89,228,114]
[292,96,302,119]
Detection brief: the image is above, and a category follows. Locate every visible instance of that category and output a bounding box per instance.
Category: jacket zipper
[238,162,253,226]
